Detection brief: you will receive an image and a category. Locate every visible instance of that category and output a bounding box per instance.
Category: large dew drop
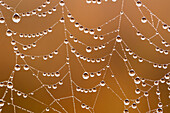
[12,13,21,23]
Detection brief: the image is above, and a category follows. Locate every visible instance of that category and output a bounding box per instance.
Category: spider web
[0,0,169,113]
